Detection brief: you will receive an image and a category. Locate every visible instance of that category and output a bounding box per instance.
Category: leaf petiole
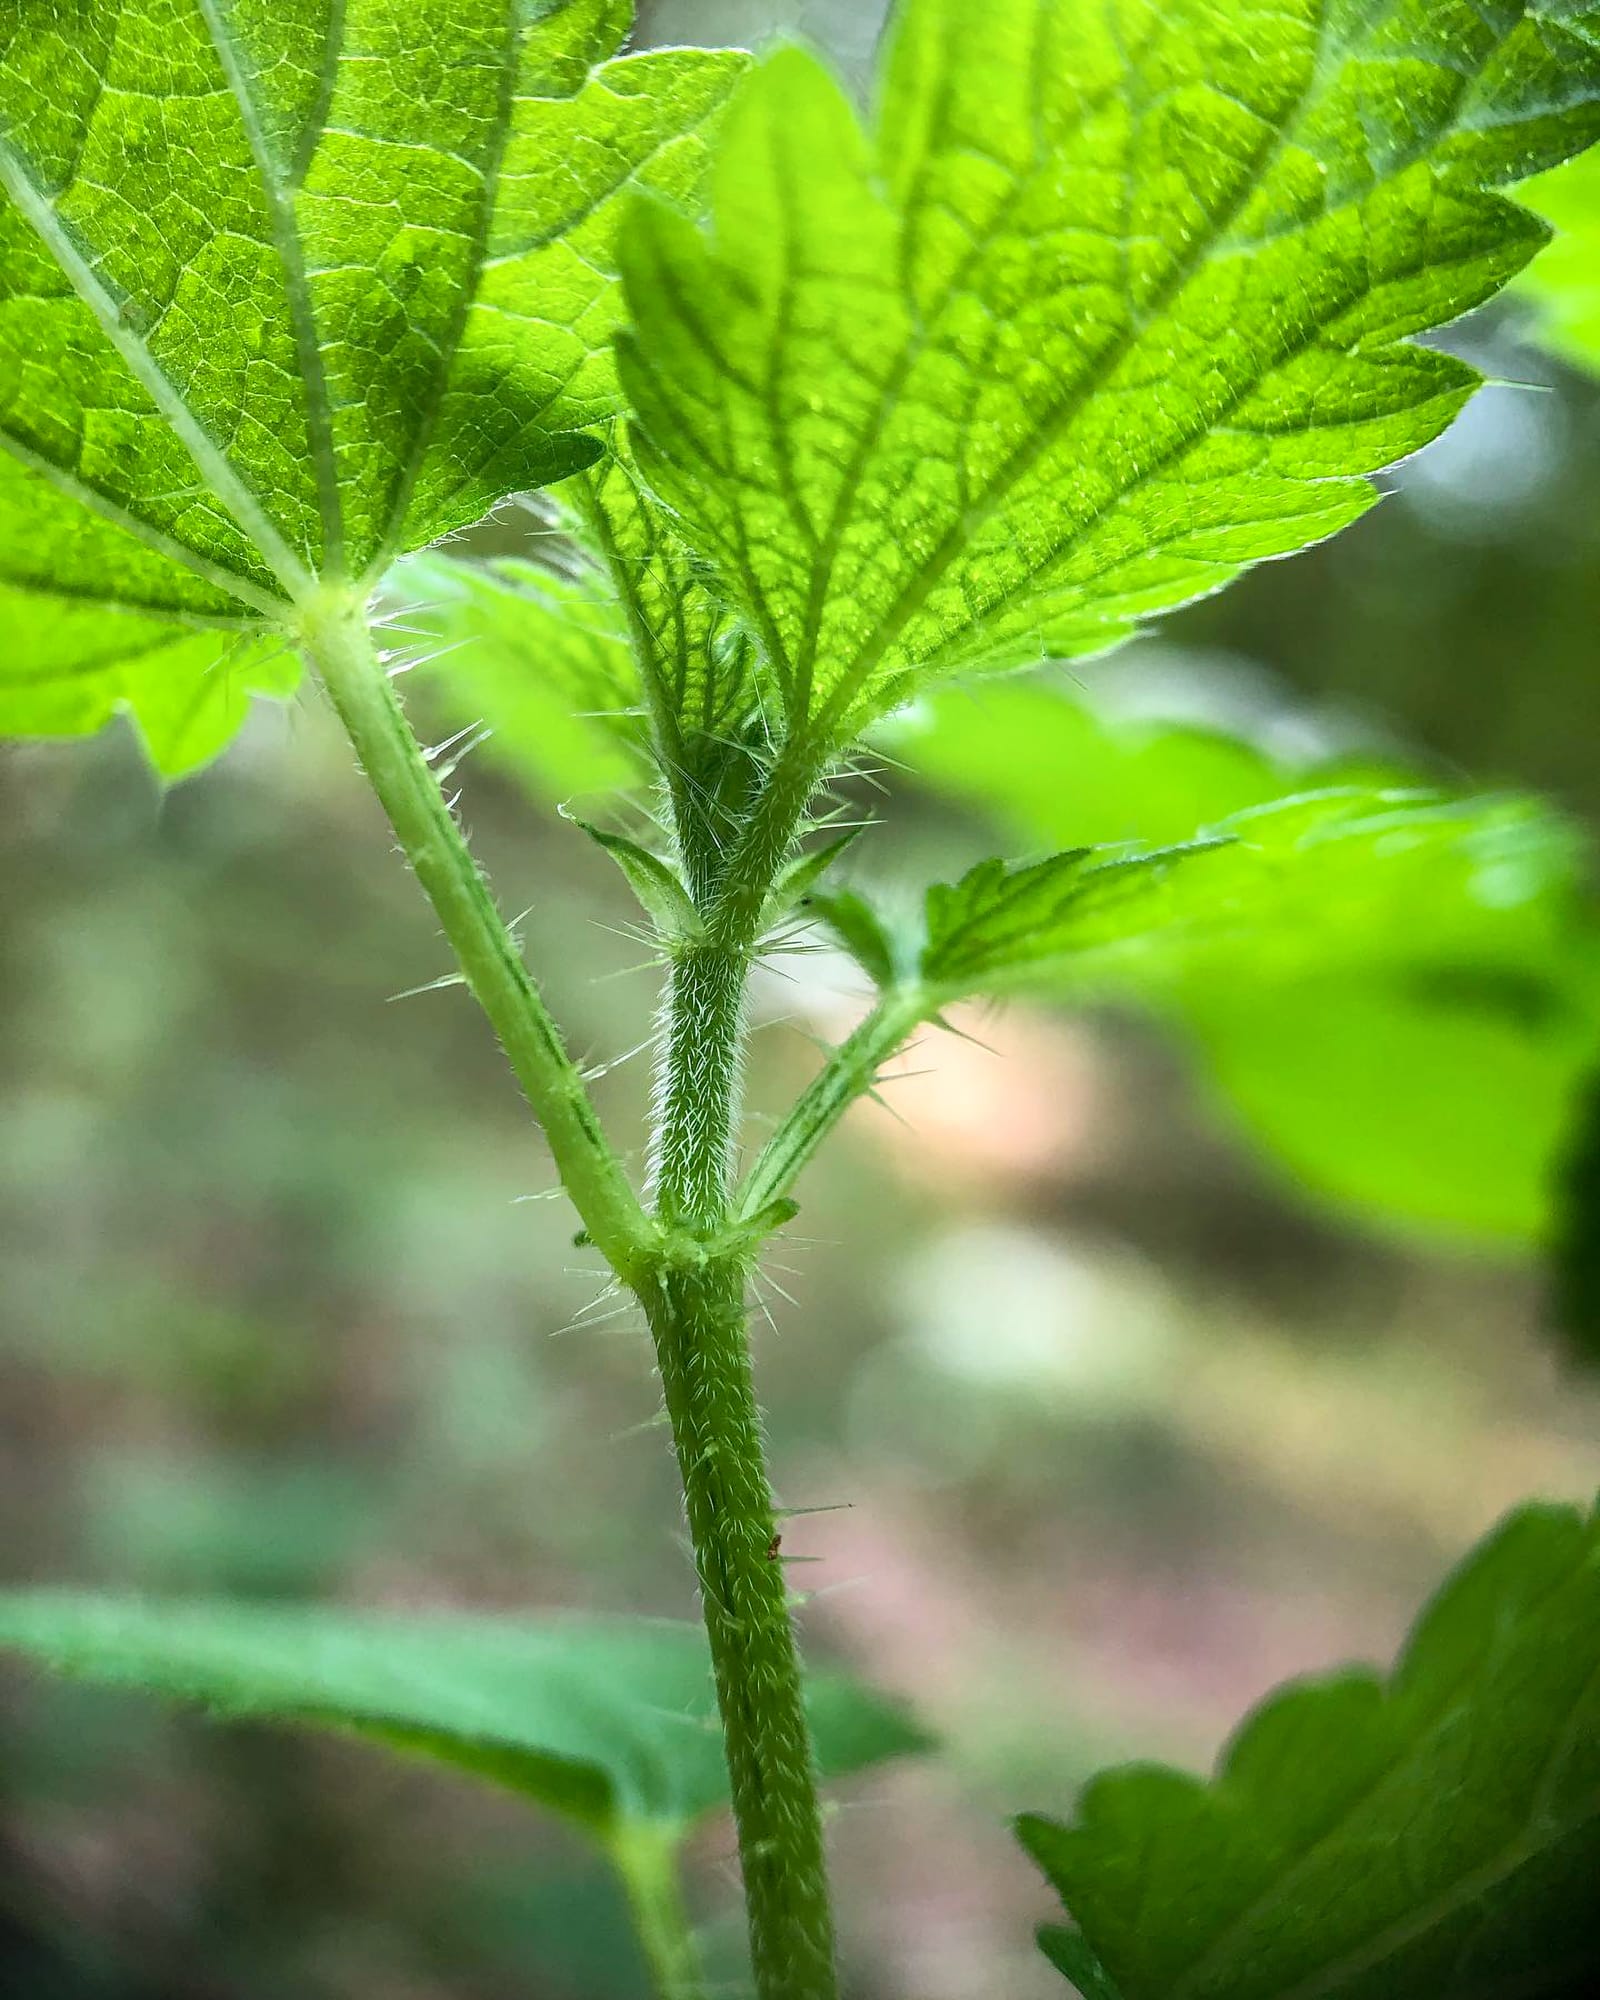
[298,587,657,1285]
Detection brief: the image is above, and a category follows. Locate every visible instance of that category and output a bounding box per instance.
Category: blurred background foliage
[2,2,1599,1997]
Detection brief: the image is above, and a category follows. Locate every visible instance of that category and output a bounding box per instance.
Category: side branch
[736,985,927,1226]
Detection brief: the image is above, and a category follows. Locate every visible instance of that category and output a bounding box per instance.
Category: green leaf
[618,1,1600,746]
[808,888,904,992]
[763,828,865,928]
[887,676,1600,1244]
[394,549,646,802]
[0,1593,927,1837]
[1019,1493,1600,2000]
[0,584,299,780]
[885,674,1400,853]
[0,1,747,771]
[575,816,704,943]
[1185,967,1600,1245]
[1518,149,1600,373]
[914,789,1578,1005]
[1039,1932,1127,2000]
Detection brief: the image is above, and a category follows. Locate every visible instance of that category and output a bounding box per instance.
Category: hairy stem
[638,1253,835,2000]
[609,1824,707,2000]
[737,986,928,1225]
[645,931,838,2000]
[300,587,656,1284]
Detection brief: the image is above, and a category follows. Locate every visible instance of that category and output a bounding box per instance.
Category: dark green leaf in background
[1021,1495,1600,2000]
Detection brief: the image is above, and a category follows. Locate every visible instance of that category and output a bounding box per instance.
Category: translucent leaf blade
[619,1,1600,741]
[1518,148,1600,373]
[0,1,746,771]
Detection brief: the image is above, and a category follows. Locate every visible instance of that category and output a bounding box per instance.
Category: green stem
[609,1823,706,2000]
[637,1255,835,2000]
[299,587,656,1285]
[737,986,927,1225]
[644,933,838,2000]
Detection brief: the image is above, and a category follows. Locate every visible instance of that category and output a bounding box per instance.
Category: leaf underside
[0,0,746,773]
[1020,1494,1600,2000]
[0,1592,927,1837]
[618,0,1600,747]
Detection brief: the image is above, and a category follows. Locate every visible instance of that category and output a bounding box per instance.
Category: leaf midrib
[801,0,1517,736]
[197,0,346,573]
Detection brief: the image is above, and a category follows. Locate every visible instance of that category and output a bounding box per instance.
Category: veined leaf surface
[1020,1495,1600,2000]
[0,1593,927,1836]
[619,0,1600,743]
[0,1,746,773]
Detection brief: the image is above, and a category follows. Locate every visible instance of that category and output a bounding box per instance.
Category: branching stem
[307,587,848,2000]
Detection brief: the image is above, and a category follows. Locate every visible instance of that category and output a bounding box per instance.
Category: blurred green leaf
[0,1,745,772]
[395,550,645,801]
[902,789,1578,1006]
[1518,150,1600,375]
[1020,1494,1600,2000]
[892,677,1600,1245]
[885,675,1396,852]
[0,1594,928,1838]
[618,3,1600,747]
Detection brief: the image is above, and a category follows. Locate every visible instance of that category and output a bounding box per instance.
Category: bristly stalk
[643,887,839,1999]
[300,586,658,1288]
[309,585,840,2000]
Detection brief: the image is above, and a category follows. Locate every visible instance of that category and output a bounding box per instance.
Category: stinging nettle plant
[2,2,1600,1997]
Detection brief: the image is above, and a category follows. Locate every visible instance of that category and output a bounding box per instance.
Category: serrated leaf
[1019,1494,1600,2000]
[915,789,1577,1007]
[0,585,299,779]
[0,1593,928,1837]
[890,675,1600,1245]
[0,1,747,771]
[618,0,1600,748]
[1518,149,1600,373]
[568,428,771,892]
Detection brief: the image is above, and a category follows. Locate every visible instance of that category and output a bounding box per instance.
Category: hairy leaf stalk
[301,591,655,1285]
[645,936,838,2000]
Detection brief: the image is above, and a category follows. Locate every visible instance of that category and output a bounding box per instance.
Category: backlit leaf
[0,1,746,772]
[1518,148,1600,373]
[619,0,1600,746]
